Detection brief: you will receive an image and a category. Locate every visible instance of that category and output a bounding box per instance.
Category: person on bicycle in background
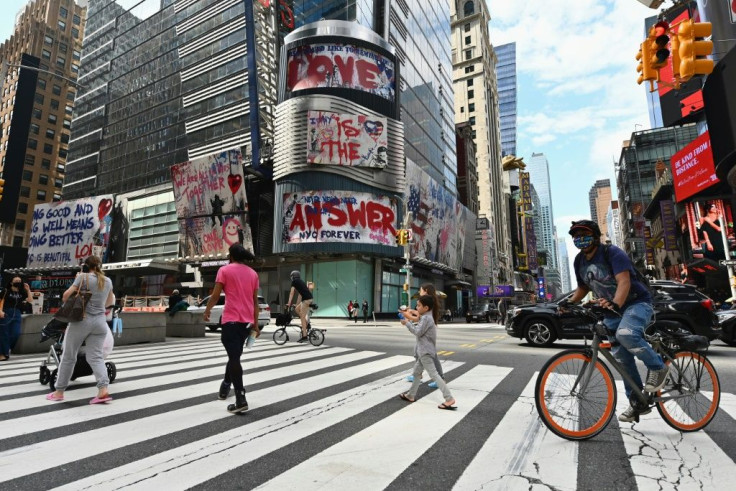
[286,270,313,343]
[566,219,669,423]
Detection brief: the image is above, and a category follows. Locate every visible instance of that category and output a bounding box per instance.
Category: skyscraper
[589,179,612,242]
[557,236,572,293]
[527,152,557,269]
[495,42,516,158]
[0,0,86,248]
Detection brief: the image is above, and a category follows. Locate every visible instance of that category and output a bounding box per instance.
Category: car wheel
[525,320,557,347]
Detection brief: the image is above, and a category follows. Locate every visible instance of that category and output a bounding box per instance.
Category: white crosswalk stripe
[0,337,734,490]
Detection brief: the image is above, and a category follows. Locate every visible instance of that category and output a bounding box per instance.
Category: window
[58,20,66,31]
[18,202,28,214]
[56,163,64,173]
[465,36,471,45]
[37,78,46,90]
[24,155,34,166]
[42,49,51,60]
[460,107,464,113]
[72,49,81,61]
[471,129,477,139]
[37,190,47,200]
[469,103,475,112]
[467,79,474,86]
[45,129,55,139]
[42,159,51,169]
[27,138,38,149]
[73,14,81,25]
[52,84,62,96]
[56,56,66,68]
[59,6,68,18]
[48,114,57,124]
[469,116,476,125]
[43,143,53,154]
[50,99,59,110]
[60,133,69,144]
[66,91,75,101]
[44,35,53,45]
[464,1,475,16]
[63,119,71,129]
[65,104,73,115]
[30,123,39,135]
[465,49,472,60]
[58,148,67,158]
[34,93,44,104]
[39,174,49,185]
[13,237,23,247]
[20,186,30,198]
[70,63,79,74]
[464,23,471,32]
[468,90,474,99]
[464,65,475,74]
[58,42,67,54]
[72,28,79,38]
[15,219,26,232]
[54,178,63,188]
[22,170,33,181]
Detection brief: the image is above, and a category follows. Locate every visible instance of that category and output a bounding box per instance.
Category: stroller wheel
[106,362,117,383]
[39,366,51,385]
[49,369,58,391]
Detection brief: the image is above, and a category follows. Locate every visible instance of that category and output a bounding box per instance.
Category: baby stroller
[38,318,117,391]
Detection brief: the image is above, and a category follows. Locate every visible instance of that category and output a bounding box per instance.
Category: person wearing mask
[0,277,33,361]
[204,244,260,414]
[287,270,313,343]
[46,257,114,403]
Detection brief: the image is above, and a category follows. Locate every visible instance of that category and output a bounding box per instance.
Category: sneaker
[644,367,670,393]
[428,381,438,389]
[218,382,231,400]
[227,391,249,414]
[406,375,414,382]
[618,403,652,423]
[297,336,308,343]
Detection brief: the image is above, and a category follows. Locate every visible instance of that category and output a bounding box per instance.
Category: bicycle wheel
[273,327,288,345]
[656,351,720,432]
[308,329,325,347]
[535,349,616,440]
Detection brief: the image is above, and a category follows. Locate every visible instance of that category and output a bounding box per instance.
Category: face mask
[12,283,22,287]
[573,235,595,250]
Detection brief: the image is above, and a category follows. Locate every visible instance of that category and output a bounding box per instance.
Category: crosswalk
[1,336,735,490]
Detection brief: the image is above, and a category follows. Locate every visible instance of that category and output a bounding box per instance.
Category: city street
[1,320,735,490]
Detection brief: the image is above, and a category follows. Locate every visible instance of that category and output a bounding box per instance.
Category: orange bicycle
[535,303,720,440]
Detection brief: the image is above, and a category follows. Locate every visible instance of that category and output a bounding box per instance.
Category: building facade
[588,178,612,242]
[557,236,571,293]
[450,0,511,284]
[495,42,516,159]
[527,152,557,269]
[456,122,479,215]
[606,200,623,247]
[0,0,86,248]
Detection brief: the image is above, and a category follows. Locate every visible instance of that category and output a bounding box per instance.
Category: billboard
[406,159,471,271]
[170,149,254,256]
[281,191,398,245]
[680,199,736,261]
[286,43,395,101]
[306,111,388,167]
[27,196,114,268]
[671,131,719,202]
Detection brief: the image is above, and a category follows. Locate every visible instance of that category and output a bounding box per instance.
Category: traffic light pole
[401,211,413,307]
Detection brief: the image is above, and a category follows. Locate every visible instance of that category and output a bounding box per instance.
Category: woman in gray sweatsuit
[46,255,114,404]
[399,294,456,409]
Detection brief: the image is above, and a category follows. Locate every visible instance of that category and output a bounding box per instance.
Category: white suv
[189,294,270,331]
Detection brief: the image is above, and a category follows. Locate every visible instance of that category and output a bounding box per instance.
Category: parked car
[466,302,498,323]
[189,294,270,331]
[505,281,721,347]
[716,309,736,347]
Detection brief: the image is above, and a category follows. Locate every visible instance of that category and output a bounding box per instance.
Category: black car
[466,302,498,323]
[716,309,736,347]
[505,281,722,347]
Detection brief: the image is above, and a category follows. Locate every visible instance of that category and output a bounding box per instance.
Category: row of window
[17,187,60,201]
[27,139,67,158]
[24,154,64,172]
[33,107,72,128]
[21,169,64,188]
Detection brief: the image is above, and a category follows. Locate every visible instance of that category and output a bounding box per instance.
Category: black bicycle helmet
[568,220,601,237]
[290,270,301,279]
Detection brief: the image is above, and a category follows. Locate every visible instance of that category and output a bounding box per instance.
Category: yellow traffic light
[637,42,657,89]
[396,229,407,246]
[649,22,670,70]
[0,178,4,202]
[401,229,410,245]
[678,19,713,81]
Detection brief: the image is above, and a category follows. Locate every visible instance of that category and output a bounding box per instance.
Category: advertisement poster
[286,43,395,100]
[680,199,736,261]
[171,149,253,256]
[660,199,679,251]
[27,195,115,268]
[281,191,398,245]
[406,159,469,271]
[307,110,388,167]
[670,131,719,202]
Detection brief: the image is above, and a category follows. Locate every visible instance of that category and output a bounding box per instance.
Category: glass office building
[495,42,516,158]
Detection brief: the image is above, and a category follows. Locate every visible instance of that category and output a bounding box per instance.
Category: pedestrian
[403,283,444,388]
[203,243,260,414]
[0,277,33,361]
[347,300,354,321]
[362,299,369,323]
[353,300,359,323]
[167,289,183,317]
[398,294,456,409]
[46,256,114,403]
[286,270,313,342]
[497,298,507,323]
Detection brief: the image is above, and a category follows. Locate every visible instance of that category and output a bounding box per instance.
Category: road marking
[460,343,477,348]
[437,350,455,356]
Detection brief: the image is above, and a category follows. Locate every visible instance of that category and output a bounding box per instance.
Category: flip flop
[46,393,64,401]
[438,402,457,410]
[90,396,113,404]
[399,393,415,403]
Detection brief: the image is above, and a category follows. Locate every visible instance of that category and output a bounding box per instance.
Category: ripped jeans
[603,302,664,399]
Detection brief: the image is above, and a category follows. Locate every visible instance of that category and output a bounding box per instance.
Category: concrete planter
[165,311,206,338]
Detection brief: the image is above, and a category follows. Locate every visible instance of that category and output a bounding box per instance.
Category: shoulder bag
[54,274,93,323]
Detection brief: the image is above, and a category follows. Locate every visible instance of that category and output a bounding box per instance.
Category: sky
[1,0,658,280]
[487,0,658,281]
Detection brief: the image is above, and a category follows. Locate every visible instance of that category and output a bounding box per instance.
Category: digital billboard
[306,111,388,167]
[670,131,719,202]
[680,199,736,261]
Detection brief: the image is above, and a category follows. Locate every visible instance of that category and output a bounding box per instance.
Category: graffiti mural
[286,43,395,100]
[405,159,469,271]
[282,191,397,245]
[306,111,388,167]
[170,149,253,256]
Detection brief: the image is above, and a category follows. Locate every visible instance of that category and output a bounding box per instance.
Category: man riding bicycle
[566,220,669,422]
[286,270,313,343]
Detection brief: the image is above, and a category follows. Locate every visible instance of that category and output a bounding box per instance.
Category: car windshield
[553,291,575,303]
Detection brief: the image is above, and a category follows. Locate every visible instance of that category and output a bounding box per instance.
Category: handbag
[54,274,93,323]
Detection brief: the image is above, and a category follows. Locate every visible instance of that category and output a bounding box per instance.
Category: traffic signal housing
[395,229,406,246]
[637,41,657,89]
[649,21,670,69]
[677,19,713,81]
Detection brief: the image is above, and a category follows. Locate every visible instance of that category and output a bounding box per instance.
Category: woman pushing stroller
[46,256,114,404]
